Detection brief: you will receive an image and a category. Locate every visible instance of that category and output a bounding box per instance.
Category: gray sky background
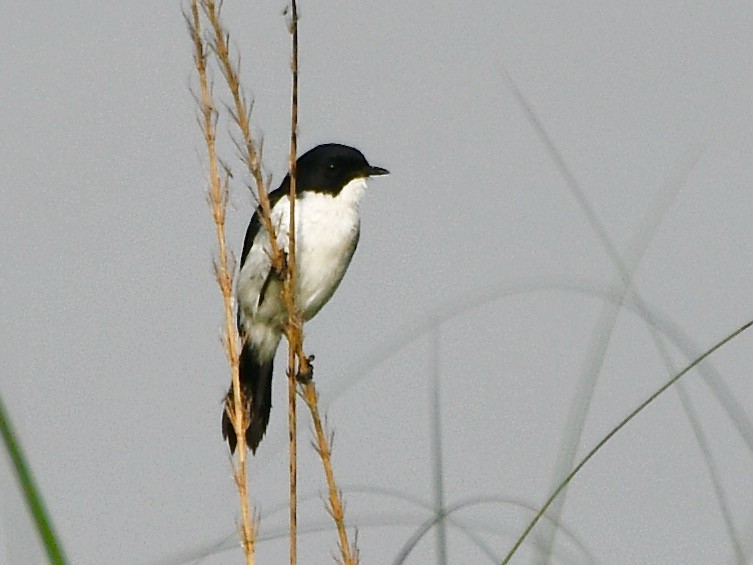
[2,2,753,564]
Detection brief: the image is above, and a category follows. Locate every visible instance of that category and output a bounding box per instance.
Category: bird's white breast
[236,177,367,334]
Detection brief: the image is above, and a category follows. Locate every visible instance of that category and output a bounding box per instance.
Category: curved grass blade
[501,318,753,564]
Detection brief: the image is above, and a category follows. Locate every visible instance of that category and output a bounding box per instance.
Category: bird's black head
[291,143,389,195]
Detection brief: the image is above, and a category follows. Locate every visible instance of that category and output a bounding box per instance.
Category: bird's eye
[328,162,337,170]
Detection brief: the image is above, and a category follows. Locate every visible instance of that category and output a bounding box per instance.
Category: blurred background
[2,1,753,563]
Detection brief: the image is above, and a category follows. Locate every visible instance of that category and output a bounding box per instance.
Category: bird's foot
[296,354,315,383]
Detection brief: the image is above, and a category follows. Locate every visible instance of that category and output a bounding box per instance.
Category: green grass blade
[501,318,753,564]
[0,393,68,565]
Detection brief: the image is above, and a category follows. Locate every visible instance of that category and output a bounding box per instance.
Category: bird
[222,143,389,453]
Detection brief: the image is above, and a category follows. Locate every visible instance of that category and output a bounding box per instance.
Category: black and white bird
[222,143,389,453]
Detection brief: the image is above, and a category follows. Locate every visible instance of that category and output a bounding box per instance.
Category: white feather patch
[236,177,367,359]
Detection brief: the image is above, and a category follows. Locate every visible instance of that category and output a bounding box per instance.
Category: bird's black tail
[222,345,273,454]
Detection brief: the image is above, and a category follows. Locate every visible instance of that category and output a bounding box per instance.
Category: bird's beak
[367,165,390,177]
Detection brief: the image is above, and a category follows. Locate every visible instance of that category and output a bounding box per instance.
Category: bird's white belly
[295,207,359,319]
[236,178,365,331]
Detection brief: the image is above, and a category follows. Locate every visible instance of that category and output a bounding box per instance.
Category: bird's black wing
[239,210,262,269]
[239,180,291,267]
[237,181,292,324]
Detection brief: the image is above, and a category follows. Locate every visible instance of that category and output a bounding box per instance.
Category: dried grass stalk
[188,2,255,562]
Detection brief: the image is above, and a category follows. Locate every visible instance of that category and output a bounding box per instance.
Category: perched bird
[222,143,389,453]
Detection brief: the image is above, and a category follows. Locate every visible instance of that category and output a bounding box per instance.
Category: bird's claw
[296,354,315,383]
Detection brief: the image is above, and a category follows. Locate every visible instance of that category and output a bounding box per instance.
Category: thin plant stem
[501,318,753,564]
[188,3,255,562]
[498,69,747,564]
[281,6,353,557]
[288,351,298,565]
[392,494,597,565]
[429,327,448,564]
[281,0,311,375]
[201,0,283,274]
[500,68,709,563]
[0,393,68,565]
[301,381,358,564]
[195,4,354,563]
[286,2,301,562]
